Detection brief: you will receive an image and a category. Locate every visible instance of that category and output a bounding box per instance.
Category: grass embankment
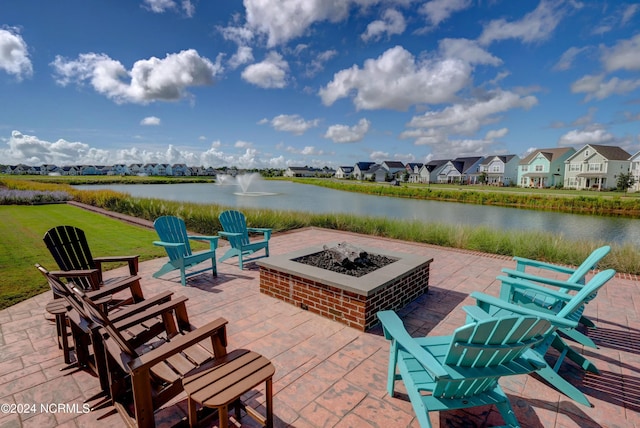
[2,176,639,309]
[290,178,640,217]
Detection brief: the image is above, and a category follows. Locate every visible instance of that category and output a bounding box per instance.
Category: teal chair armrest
[377,311,450,380]
[501,268,585,291]
[468,292,577,329]
[498,275,575,304]
[247,227,271,239]
[513,256,576,275]
[188,235,219,249]
[218,231,242,238]
[153,241,185,249]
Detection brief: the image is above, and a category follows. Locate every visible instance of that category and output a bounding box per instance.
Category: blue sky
[1,0,639,169]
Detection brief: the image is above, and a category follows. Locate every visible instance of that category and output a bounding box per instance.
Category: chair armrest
[93,255,139,276]
[107,290,174,323]
[188,235,219,250]
[469,291,577,329]
[153,241,186,249]
[513,256,576,275]
[217,231,242,238]
[112,295,189,330]
[49,269,101,291]
[247,228,272,240]
[501,269,585,291]
[128,317,229,371]
[498,275,575,304]
[377,311,450,380]
[85,275,144,302]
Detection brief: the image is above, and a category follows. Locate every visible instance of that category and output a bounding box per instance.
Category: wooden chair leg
[266,377,273,428]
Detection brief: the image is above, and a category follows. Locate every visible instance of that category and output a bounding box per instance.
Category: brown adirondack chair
[75,286,231,428]
[43,225,139,291]
[36,264,182,407]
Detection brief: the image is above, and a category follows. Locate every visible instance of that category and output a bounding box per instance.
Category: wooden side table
[46,299,72,364]
[183,349,275,428]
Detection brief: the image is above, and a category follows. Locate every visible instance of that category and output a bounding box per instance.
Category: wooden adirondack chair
[217,210,271,269]
[467,268,616,407]
[36,264,178,404]
[43,225,139,291]
[152,216,219,286]
[76,285,230,428]
[501,245,610,338]
[377,310,568,428]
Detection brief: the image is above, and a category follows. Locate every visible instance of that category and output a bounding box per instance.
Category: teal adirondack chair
[467,268,616,407]
[217,210,271,269]
[152,216,219,286]
[501,245,610,338]
[377,310,570,428]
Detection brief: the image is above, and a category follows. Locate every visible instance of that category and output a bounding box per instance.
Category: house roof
[588,144,632,160]
[452,156,483,174]
[519,147,573,164]
[338,166,354,172]
[355,161,376,171]
[382,161,405,168]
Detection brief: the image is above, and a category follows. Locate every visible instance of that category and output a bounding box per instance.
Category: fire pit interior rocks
[258,242,432,330]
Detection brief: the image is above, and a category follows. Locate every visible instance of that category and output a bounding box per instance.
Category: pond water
[74,179,640,246]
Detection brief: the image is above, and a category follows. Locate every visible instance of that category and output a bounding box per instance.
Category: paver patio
[1,227,639,427]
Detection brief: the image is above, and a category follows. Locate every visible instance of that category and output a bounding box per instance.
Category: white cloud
[285,145,326,156]
[419,0,472,28]
[243,0,351,47]
[601,34,640,72]
[234,140,252,148]
[228,46,254,69]
[406,90,538,134]
[319,45,470,110]
[1,130,110,165]
[305,49,338,77]
[370,150,389,162]
[621,4,639,26]
[51,49,223,104]
[140,116,161,126]
[478,1,567,46]
[438,38,502,66]
[558,128,615,146]
[485,128,508,140]
[324,118,371,143]
[0,28,33,80]
[270,114,320,135]
[143,0,194,16]
[361,9,406,42]
[571,74,640,101]
[553,46,589,71]
[241,52,289,88]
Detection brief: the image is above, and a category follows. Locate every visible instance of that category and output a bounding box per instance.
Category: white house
[436,157,483,184]
[353,162,377,180]
[335,166,353,179]
[629,151,640,192]
[564,144,631,190]
[475,155,520,186]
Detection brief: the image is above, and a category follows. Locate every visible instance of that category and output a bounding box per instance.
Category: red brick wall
[259,262,430,331]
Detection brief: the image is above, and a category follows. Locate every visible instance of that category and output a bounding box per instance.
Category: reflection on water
[74,182,640,246]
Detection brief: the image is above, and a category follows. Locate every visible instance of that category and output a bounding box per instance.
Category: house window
[569,164,581,172]
[492,165,500,172]
[588,163,603,172]
[535,165,543,172]
[584,150,589,157]
[521,165,528,172]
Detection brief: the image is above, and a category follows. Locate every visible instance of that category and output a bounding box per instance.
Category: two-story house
[437,157,483,184]
[418,160,448,184]
[334,166,353,179]
[475,155,520,186]
[564,144,631,190]
[629,151,640,192]
[353,162,377,180]
[380,161,406,180]
[517,148,575,188]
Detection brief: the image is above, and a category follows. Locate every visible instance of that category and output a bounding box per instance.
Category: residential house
[418,160,449,184]
[380,161,406,180]
[404,163,423,183]
[362,164,387,182]
[129,163,144,175]
[334,166,353,179]
[353,162,376,180]
[110,164,130,175]
[474,155,520,186]
[284,166,319,177]
[79,165,102,175]
[172,164,191,176]
[629,151,640,192]
[564,144,631,190]
[59,166,79,176]
[437,157,483,184]
[518,148,575,188]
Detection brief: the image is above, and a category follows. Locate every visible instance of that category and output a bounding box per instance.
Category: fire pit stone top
[257,242,433,297]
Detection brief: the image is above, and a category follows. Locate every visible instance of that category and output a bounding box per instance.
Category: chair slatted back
[555,269,614,319]
[219,210,250,247]
[43,226,95,290]
[434,315,551,399]
[154,216,194,260]
[567,245,611,284]
[36,264,93,329]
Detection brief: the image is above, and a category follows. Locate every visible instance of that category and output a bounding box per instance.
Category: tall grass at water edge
[3,177,639,274]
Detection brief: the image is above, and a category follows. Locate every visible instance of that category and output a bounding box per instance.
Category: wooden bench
[183,349,275,428]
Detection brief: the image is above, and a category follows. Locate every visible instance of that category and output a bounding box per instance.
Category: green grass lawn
[0,204,206,310]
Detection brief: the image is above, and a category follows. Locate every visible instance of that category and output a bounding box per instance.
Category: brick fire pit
[257,243,432,330]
